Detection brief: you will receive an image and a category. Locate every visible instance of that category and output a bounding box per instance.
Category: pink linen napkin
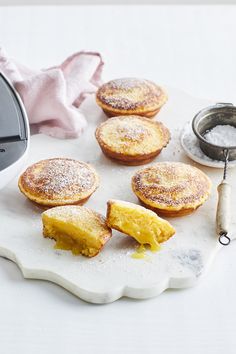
[0,48,104,138]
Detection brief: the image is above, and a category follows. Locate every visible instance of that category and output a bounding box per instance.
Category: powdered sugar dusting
[23,158,97,198]
[97,78,163,111]
[45,205,87,223]
[132,162,211,207]
[103,97,138,110]
[116,120,149,141]
[108,78,148,90]
[44,205,106,227]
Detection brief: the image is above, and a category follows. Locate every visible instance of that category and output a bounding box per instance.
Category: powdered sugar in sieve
[180,121,236,168]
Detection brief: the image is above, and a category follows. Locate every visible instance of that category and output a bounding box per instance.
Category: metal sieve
[192,103,236,246]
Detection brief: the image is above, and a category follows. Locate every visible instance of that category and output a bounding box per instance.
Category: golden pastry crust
[18,158,99,207]
[95,115,170,165]
[132,162,211,217]
[42,205,112,257]
[107,200,175,251]
[96,78,168,118]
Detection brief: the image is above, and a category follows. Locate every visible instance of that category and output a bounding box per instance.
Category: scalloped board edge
[0,244,221,304]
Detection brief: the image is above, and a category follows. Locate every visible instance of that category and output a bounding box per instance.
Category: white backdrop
[0,0,236,4]
[1,5,236,102]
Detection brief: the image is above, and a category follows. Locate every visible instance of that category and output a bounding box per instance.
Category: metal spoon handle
[216,180,231,237]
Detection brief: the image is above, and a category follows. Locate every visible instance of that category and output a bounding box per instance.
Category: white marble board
[0,87,235,304]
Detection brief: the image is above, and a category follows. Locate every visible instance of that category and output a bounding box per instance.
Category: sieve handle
[216,180,231,237]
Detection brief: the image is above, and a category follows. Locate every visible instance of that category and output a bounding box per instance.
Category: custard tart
[42,205,112,257]
[18,158,99,207]
[96,78,168,118]
[107,200,175,251]
[95,115,170,165]
[132,162,211,217]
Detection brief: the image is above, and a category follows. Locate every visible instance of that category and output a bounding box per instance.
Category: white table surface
[1,5,236,354]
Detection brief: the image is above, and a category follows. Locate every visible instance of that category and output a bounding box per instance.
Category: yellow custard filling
[131,245,151,259]
[43,219,100,256]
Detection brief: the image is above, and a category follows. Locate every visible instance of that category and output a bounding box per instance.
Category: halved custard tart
[106,200,175,251]
[42,206,112,257]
